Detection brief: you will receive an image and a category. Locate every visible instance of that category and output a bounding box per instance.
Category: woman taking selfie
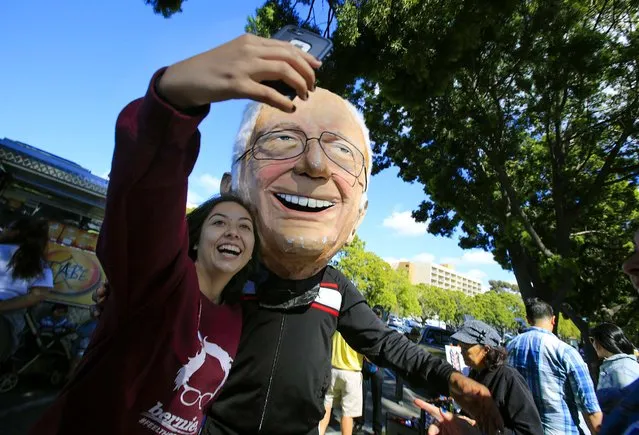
[450,320,543,435]
[590,322,639,414]
[30,81,260,433]
[0,217,53,363]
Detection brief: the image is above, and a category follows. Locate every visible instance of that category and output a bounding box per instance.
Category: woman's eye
[212,220,225,226]
[240,224,252,231]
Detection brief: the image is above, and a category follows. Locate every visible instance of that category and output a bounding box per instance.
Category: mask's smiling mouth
[274,193,335,212]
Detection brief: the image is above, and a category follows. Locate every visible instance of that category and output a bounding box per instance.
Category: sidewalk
[325,369,426,435]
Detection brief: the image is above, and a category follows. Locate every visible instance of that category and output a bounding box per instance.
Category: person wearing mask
[29,70,261,434]
[0,217,54,363]
[320,331,364,435]
[590,322,639,414]
[91,33,504,435]
[451,320,543,435]
[507,298,602,434]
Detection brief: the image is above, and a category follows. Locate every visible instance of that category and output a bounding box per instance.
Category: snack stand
[0,137,107,309]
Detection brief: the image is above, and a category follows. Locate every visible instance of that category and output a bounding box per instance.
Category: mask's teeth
[275,193,335,209]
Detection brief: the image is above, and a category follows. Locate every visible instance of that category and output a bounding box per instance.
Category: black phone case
[263,25,333,100]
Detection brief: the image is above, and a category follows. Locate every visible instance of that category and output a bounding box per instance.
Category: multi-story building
[392,261,483,297]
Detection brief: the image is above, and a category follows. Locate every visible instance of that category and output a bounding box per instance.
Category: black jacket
[204,266,455,435]
[471,365,544,435]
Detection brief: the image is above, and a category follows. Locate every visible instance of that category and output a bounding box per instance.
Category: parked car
[418,326,453,359]
[388,315,404,328]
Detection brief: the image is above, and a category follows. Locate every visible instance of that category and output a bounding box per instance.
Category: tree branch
[495,166,555,257]
[602,170,639,187]
[575,147,596,173]
[591,0,610,31]
[574,124,635,213]
[303,0,316,25]
[570,230,605,237]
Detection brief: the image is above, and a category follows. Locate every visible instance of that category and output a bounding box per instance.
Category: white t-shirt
[0,243,53,300]
[0,243,54,347]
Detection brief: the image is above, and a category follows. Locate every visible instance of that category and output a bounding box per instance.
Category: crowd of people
[0,31,638,435]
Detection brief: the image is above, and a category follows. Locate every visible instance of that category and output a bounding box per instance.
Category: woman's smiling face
[197,201,255,276]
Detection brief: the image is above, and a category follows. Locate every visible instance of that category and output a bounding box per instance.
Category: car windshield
[421,329,453,346]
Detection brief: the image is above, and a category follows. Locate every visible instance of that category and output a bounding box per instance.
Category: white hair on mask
[231,101,263,193]
[230,95,373,209]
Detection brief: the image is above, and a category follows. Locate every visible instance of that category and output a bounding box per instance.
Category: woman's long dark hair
[591,323,636,356]
[482,345,508,370]
[187,194,260,304]
[0,217,49,280]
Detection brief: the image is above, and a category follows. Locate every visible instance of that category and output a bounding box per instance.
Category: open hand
[157,33,322,112]
[448,372,504,434]
[415,399,481,435]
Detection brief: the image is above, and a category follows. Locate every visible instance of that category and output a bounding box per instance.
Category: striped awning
[0,137,107,197]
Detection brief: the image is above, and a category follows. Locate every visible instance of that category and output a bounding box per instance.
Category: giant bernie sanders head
[221,88,372,279]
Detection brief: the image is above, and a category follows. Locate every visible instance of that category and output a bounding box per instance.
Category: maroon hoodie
[30,70,242,435]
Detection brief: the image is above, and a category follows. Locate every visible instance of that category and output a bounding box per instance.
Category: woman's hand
[414,399,482,435]
[157,33,322,112]
[448,372,504,434]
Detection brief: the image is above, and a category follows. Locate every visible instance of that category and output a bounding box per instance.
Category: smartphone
[264,25,333,100]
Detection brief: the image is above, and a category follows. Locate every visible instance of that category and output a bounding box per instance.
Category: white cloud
[460,250,495,265]
[440,250,495,267]
[383,257,408,265]
[440,257,460,266]
[187,190,203,208]
[466,269,488,282]
[198,174,221,195]
[413,252,436,263]
[185,173,222,208]
[383,252,435,267]
[382,211,428,236]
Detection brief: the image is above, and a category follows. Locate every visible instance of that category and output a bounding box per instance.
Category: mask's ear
[346,199,368,244]
[221,172,232,194]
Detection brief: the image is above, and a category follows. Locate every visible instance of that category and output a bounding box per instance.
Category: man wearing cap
[507,299,602,434]
[451,320,544,435]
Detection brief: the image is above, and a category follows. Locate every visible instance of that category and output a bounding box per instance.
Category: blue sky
[1,0,515,287]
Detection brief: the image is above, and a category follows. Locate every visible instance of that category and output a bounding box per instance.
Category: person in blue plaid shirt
[507,298,602,434]
[416,232,639,434]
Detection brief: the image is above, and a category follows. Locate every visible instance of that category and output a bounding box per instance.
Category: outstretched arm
[337,280,504,434]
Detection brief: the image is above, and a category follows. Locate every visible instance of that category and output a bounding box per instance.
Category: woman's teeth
[218,244,241,255]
